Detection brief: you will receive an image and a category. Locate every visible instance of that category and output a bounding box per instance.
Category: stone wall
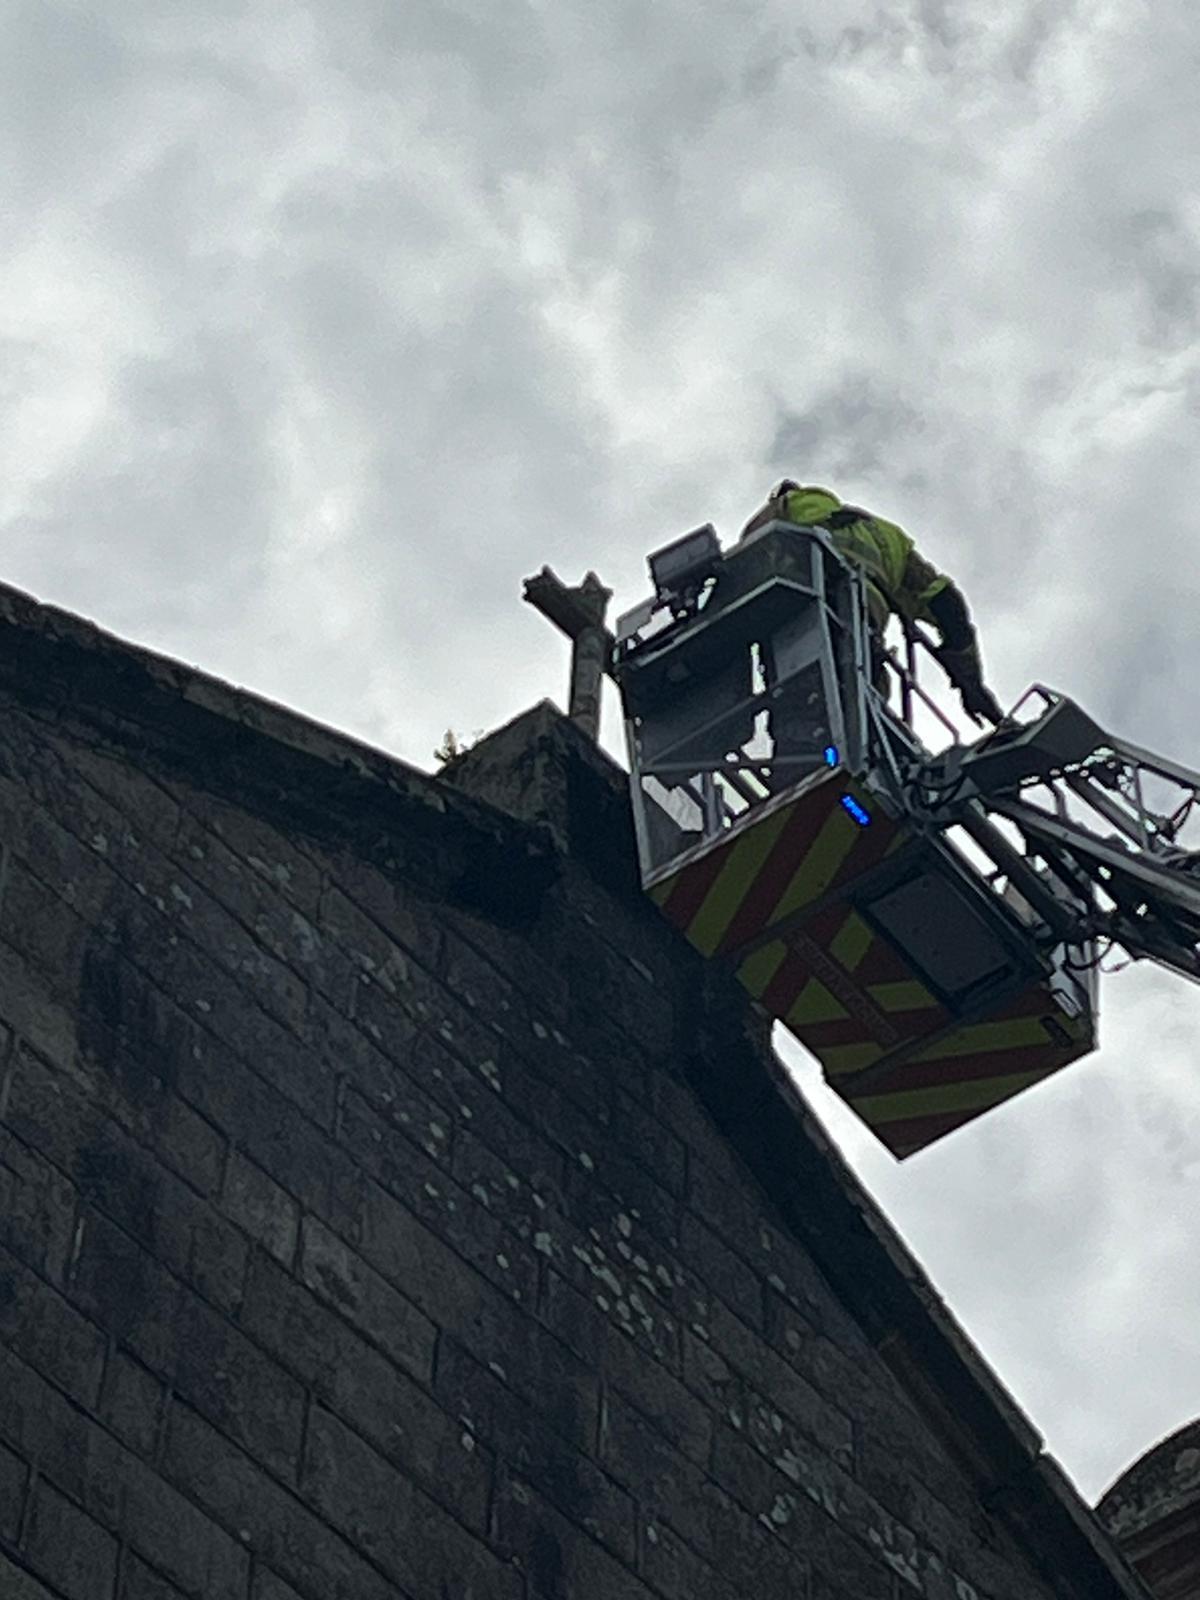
[1099,1421,1200,1598]
[0,586,1147,1600]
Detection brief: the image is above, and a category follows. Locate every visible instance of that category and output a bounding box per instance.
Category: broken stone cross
[522,568,614,742]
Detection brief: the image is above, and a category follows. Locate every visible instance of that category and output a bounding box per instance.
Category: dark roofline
[0,581,1149,1600]
[0,582,559,928]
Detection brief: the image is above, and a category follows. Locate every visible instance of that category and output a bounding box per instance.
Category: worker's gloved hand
[958,679,1004,726]
[940,645,1004,726]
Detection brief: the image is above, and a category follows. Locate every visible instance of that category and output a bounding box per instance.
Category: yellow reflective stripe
[787,980,847,1027]
[867,980,939,1014]
[852,1068,1047,1124]
[911,1016,1053,1063]
[829,912,873,973]
[650,877,676,906]
[738,941,788,999]
[829,518,913,602]
[768,805,859,927]
[821,1041,884,1077]
[781,487,840,523]
[686,806,794,956]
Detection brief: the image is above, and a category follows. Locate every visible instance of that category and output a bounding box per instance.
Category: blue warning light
[823,745,839,767]
[839,794,871,827]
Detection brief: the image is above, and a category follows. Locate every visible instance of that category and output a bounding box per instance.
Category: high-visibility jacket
[741,485,949,632]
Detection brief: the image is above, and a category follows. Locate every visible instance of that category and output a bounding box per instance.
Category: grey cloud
[6,339,274,641]
[1006,0,1078,84]
[1117,208,1200,351]
[1,6,135,201]
[769,381,926,484]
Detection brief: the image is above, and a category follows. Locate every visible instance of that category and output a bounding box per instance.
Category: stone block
[223,1152,299,1265]
[0,1238,106,1409]
[599,1388,714,1556]
[302,1406,522,1600]
[639,1514,762,1600]
[169,809,328,985]
[647,1067,731,1167]
[314,852,434,961]
[250,1569,306,1600]
[52,809,314,1041]
[7,1041,156,1231]
[540,1270,702,1453]
[3,856,93,1000]
[677,1210,764,1324]
[0,939,77,1088]
[99,1348,163,1459]
[171,789,323,918]
[9,1049,249,1315]
[561,1140,683,1253]
[170,1289,306,1480]
[682,1325,744,1433]
[319,884,449,1044]
[71,1213,303,1476]
[54,738,183,856]
[611,1088,687,1197]
[317,1006,451,1164]
[113,912,333,1129]
[358,1172,538,1311]
[155,1095,225,1198]
[436,1337,634,1561]
[557,912,681,1067]
[0,1126,77,1286]
[0,1343,247,1600]
[689,1154,875,1359]
[324,1208,600,1449]
[490,1466,655,1600]
[243,1251,485,1527]
[175,1034,357,1231]
[295,1216,436,1383]
[542,1220,684,1374]
[161,1402,389,1600]
[120,1553,189,1600]
[0,1551,59,1599]
[439,907,571,1027]
[599,1387,819,1598]
[25,1478,119,1600]
[712,1422,902,1600]
[0,1434,28,1542]
[701,1295,855,1470]
[450,1123,566,1241]
[377,1020,569,1201]
[344,1092,538,1306]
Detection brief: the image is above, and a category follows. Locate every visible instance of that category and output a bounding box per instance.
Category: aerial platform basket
[612,521,1097,1158]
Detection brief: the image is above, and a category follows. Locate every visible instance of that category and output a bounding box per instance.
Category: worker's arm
[905,551,1004,725]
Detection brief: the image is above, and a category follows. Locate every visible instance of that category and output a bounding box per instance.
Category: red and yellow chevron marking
[738,899,950,1066]
[733,874,1092,1157]
[647,773,1095,1158]
[653,774,906,960]
[836,987,1093,1157]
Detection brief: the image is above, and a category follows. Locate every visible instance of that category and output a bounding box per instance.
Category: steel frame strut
[916,686,1200,986]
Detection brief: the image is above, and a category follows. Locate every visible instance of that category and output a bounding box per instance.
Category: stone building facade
[0,581,1157,1598]
[1099,1421,1200,1599]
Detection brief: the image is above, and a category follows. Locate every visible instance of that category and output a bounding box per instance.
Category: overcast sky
[4,0,1199,1504]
